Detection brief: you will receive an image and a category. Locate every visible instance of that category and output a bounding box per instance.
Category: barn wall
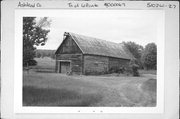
[55,54,83,74]
[108,57,130,70]
[55,60,58,72]
[84,55,108,75]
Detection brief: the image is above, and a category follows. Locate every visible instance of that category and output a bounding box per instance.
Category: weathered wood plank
[109,57,130,70]
[55,54,83,74]
[56,36,82,54]
[84,55,108,75]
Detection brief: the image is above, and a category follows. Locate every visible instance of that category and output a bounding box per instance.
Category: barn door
[60,62,70,74]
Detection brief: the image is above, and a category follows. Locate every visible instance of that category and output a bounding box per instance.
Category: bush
[131,64,140,76]
[129,59,140,77]
[23,59,37,67]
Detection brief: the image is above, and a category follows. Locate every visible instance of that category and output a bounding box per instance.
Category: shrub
[129,59,140,77]
[131,64,140,76]
[23,59,37,67]
[123,66,132,76]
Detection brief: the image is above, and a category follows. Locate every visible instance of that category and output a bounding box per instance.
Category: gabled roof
[56,32,134,60]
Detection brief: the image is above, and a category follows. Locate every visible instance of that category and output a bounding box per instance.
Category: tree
[141,43,157,70]
[123,41,144,68]
[23,17,50,66]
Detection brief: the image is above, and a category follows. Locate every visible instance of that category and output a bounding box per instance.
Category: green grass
[23,86,102,106]
[23,58,157,107]
[23,72,156,107]
[30,57,55,73]
[23,72,105,106]
[139,69,157,75]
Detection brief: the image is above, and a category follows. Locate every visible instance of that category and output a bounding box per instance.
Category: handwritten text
[17,2,42,8]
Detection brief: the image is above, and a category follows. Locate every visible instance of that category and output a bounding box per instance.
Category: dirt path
[72,76,154,106]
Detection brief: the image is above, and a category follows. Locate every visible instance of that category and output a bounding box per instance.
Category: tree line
[123,41,157,70]
[35,49,56,59]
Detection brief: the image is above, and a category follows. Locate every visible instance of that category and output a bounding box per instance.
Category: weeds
[23,86,102,106]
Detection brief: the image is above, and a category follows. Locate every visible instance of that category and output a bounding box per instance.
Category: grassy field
[23,57,156,107]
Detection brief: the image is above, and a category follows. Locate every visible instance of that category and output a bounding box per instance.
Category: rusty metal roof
[56,32,134,60]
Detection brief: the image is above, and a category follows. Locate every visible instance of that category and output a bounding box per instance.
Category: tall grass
[139,70,156,75]
[30,58,55,73]
[23,86,102,106]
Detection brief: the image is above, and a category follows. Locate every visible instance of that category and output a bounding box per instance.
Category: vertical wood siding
[56,36,82,54]
[56,54,83,74]
[108,57,130,70]
[84,55,108,75]
[83,55,130,75]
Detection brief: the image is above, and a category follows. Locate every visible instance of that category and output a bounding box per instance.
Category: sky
[36,10,162,50]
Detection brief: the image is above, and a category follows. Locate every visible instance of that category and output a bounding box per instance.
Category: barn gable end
[55,35,84,74]
[55,35,82,54]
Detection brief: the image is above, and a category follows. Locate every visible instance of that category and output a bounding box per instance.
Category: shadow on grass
[23,86,103,106]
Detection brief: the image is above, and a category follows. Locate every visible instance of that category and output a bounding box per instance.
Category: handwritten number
[173,5,176,8]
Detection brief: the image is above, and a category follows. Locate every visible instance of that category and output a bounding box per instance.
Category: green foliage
[27,59,37,66]
[23,17,50,66]
[123,41,144,68]
[129,59,140,77]
[141,43,157,70]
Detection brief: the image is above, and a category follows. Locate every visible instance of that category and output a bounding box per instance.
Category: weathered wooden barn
[55,32,134,75]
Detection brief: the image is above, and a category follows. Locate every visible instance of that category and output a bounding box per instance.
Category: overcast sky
[36,10,162,50]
